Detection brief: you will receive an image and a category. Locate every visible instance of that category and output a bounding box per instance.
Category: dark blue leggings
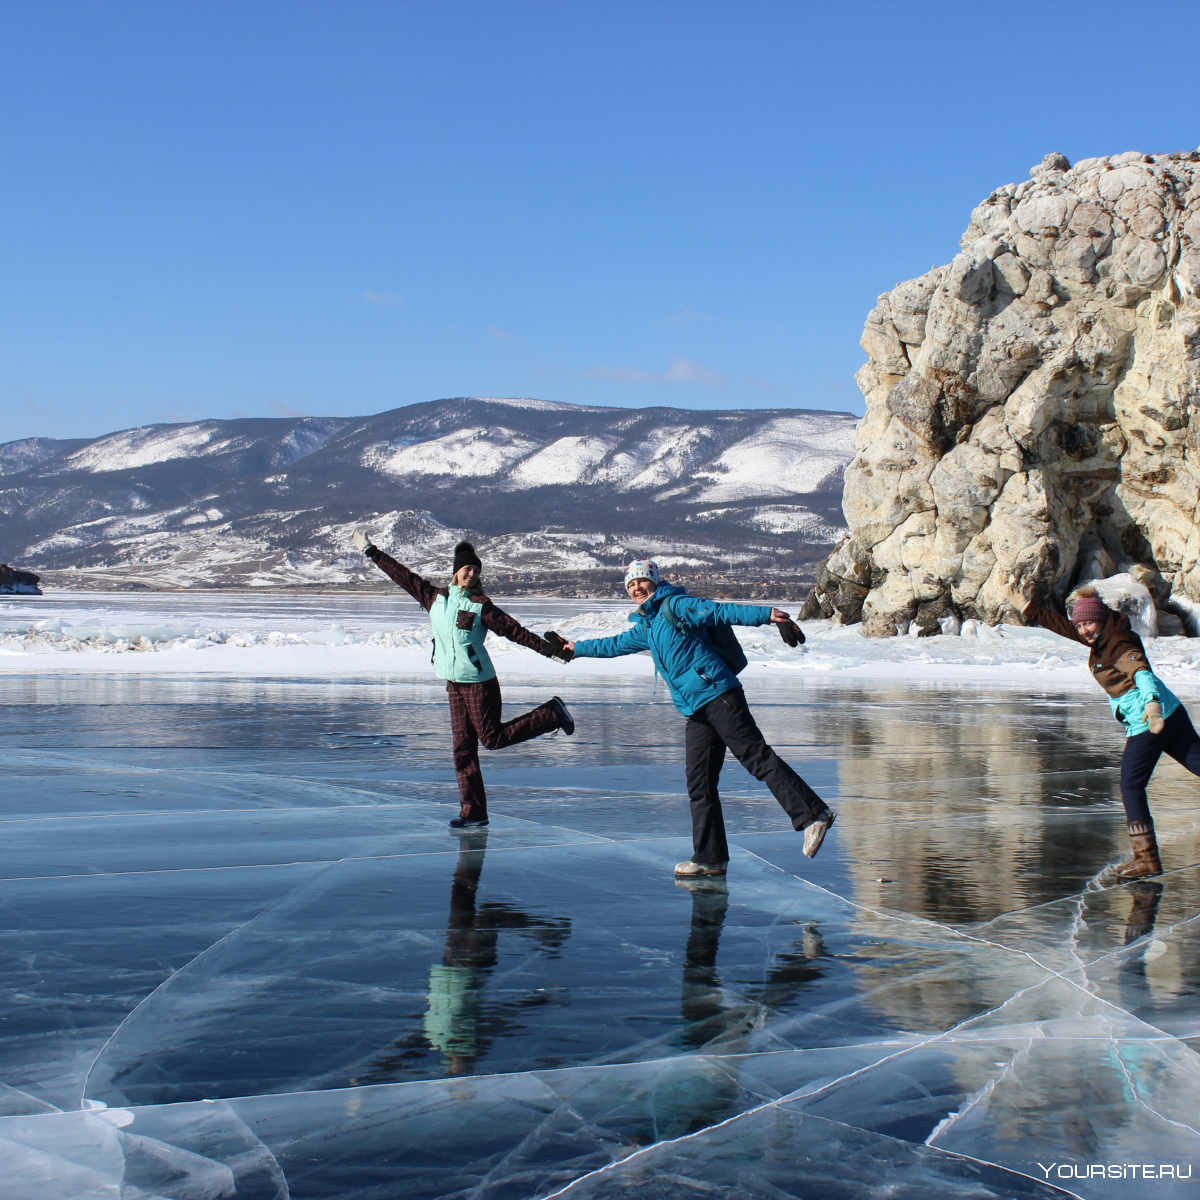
[1120,704,1200,825]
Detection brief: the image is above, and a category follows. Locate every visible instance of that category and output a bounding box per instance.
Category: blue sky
[2,0,1198,443]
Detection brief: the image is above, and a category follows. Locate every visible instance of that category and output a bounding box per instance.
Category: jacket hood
[629,581,687,623]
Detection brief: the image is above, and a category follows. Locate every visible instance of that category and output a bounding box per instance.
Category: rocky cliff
[804,148,1200,636]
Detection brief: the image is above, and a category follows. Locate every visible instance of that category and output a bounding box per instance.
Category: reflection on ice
[0,671,1198,1197]
[86,844,1060,1109]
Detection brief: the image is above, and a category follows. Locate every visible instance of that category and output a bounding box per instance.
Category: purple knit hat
[1069,595,1109,623]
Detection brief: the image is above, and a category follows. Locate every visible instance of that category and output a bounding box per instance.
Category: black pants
[1120,703,1200,826]
[685,687,829,864]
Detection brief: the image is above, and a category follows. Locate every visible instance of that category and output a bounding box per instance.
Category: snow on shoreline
[4,594,1200,694]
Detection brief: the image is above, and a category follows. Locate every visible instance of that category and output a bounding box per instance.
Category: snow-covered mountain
[0,398,857,590]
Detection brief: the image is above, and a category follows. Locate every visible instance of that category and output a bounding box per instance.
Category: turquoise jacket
[572,583,773,716]
[1114,670,1181,737]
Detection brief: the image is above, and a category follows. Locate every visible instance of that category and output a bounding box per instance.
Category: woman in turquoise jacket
[560,559,835,878]
[353,533,573,828]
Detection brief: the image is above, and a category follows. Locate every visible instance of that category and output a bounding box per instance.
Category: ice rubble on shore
[4,601,1200,694]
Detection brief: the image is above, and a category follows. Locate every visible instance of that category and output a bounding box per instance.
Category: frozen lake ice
[0,595,1198,1198]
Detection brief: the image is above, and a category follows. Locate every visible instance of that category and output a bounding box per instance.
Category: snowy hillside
[0,398,858,590]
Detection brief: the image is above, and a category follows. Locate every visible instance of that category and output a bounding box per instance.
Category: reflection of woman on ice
[352,533,574,828]
[1002,581,1193,880]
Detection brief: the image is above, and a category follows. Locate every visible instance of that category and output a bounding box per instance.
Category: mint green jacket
[365,547,552,683]
[430,588,495,683]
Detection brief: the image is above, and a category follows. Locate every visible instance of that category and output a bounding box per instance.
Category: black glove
[778,619,805,648]
[543,631,575,662]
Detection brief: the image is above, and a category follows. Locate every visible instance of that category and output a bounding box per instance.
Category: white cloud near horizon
[659,305,721,326]
[364,290,404,307]
[584,356,725,387]
[487,324,523,344]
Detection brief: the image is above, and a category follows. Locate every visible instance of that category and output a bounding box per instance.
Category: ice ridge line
[733,845,1200,1133]
[1103,1012,1200,1141]
[78,859,344,1108]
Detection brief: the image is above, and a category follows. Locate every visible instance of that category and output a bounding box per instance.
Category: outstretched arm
[569,626,650,658]
[479,601,560,658]
[353,533,441,611]
[1024,601,1085,643]
[671,597,775,627]
[994,578,1084,644]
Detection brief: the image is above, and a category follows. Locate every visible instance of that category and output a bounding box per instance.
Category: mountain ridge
[1,397,858,591]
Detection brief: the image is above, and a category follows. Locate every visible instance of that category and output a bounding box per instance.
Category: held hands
[1145,701,1166,735]
[542,631,575,662]
[352,531,374,554]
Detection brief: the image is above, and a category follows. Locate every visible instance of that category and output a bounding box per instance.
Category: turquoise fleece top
[1114,670,1181,736]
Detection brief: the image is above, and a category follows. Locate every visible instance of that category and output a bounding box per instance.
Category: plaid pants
[447,678,559,819]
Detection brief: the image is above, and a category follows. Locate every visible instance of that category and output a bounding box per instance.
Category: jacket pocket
[456,610,476,631]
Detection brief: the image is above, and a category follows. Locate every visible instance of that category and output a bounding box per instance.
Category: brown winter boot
[1115,821,1163,882]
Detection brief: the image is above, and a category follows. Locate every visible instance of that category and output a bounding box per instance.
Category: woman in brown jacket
[1001,582,1196,880]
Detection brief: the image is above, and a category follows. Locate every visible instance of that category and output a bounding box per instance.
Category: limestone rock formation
[805,149,1200,636]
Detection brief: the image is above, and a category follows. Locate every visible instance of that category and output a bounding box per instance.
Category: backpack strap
[658,595,691,636]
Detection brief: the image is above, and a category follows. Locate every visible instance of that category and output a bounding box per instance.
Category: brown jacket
[1024,601,1150,699]
[366,546,553,657]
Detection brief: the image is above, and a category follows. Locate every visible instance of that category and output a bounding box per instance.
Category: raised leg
[471,677,559,750]
[1161,704,1200,777]
[701,688,829,829]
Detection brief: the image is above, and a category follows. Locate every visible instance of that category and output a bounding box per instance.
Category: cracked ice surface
[0,604,1199,1196]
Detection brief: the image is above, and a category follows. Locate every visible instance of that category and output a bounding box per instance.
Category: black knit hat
[453,541,482,574]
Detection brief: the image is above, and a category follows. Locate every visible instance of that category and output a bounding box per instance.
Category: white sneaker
[802,811,836,858]
[674,860,727,877]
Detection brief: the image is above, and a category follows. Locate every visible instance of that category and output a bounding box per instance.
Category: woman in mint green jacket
[352,534,573,828]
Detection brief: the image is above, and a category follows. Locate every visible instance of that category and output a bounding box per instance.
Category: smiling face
[1073,618,1104,644]
[454,564,480,589]
[626,577,654,604]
